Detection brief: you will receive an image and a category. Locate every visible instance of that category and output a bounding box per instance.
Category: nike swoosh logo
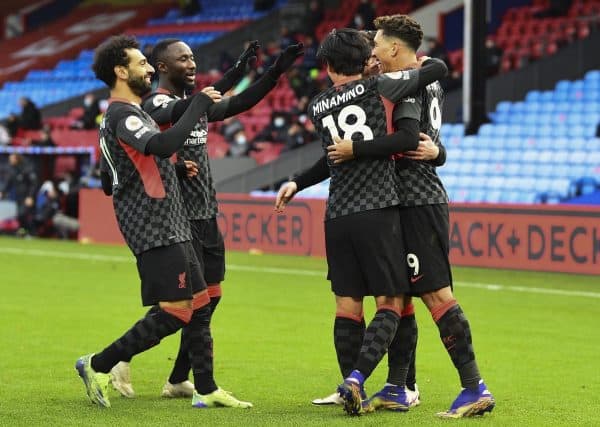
[410,275,424,283]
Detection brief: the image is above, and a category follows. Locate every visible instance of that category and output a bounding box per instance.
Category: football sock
[91,306,187,373]
[187,305,218,395]
[387,304,418,388]
[208,284,222,314]
[432,301,481,390]
[356,308,400,378]
[168,332,190,384]
[334,313,365,378]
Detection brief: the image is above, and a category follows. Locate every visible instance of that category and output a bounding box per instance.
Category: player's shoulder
[377,69,414,83]
[142,91,177,110]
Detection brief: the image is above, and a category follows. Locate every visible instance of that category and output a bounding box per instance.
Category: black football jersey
[393,81,449,206]
[99,99,191,255]
[309,69,424,220]
[143,90,230,220]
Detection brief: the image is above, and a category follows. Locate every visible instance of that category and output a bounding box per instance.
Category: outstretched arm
[212,41,260,93]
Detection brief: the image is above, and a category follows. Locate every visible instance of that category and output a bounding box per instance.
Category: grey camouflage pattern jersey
[99,100,191,255]
[393,80,449,206]
[143,91,231,220]
[308,69,426,220]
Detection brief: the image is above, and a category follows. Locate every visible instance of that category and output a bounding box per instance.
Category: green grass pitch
[0,236,598,426]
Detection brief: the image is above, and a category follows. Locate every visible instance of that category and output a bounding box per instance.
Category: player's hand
[24,196,34,207]
[274,181,298,212]
[184,160,199,178]
[327,135,354,164]
[235,40,260,70]
[271,43,304,76]
[404,132,439,161]
[201,86,222,103]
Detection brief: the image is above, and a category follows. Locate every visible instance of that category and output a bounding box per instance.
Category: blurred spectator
[0,153,37,236]
[442,69,462,92]
[350,0,376,31]
[301,34,320,70]
[221,116,246,143]
[31,126,56,147]
[290,95,310,116]
[424,37,450,65]
[220,116,250,157]
[250,111,290,149]
[305,1,324,37]
[180,0,201,16]
[485,37,503,77]
[71,93,100,130]
[5,114,19,137]
[34,180,79,238]
[0,122,10,145]
[279,26,297,50]
[288,67,319,100]
[80,161,104,189]
[18,97,42,130]
[283,119,311,151]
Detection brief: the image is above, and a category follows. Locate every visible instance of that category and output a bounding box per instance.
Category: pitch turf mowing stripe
[1,246,599,299]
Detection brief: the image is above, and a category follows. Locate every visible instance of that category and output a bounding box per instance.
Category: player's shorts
[190,218,226,284]
[136,241,207,306]
[399,204,452,296]
[325,206,409,298]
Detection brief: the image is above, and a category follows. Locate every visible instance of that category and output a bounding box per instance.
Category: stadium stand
[446,0,600,75]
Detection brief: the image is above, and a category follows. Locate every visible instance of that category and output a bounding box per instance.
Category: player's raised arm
[208,43,304,121]
[212,40,260,93]
[143,91,217,158]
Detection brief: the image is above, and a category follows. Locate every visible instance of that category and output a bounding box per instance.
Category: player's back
[309,76,399,220]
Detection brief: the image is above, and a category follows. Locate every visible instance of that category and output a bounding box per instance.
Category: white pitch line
[1,246,599,299]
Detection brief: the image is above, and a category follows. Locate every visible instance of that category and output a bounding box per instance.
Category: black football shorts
[399,204,453,296]
[325,206,409,298]
[136,241,206,306]
[190,218,226,284]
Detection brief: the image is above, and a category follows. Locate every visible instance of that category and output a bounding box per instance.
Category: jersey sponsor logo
[152,94,172,108]
[184,127,208,145]
[401,97,416,103]
[125,115,144,131]
[312,84,365,115]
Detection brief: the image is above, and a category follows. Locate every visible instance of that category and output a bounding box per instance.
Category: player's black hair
[316,28,371,76]
[361,30,377,48]
[92,35,140,88]
[374,15,423,52]
[150,38,183,69]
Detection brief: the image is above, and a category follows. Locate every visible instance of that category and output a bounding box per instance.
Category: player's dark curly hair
[361,30,377,49]
[150,38,182,68]
[92,35,140,88]
[374,14,423,52]
[316,28,371,76]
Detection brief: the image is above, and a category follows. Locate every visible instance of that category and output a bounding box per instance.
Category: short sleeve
[393,95,422,122]
[115,110,160,154]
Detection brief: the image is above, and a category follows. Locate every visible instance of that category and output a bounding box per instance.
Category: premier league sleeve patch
[152,94,172,108]
[125,115,144,131]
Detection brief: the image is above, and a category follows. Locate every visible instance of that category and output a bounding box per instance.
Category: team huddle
[76,13,495,419]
